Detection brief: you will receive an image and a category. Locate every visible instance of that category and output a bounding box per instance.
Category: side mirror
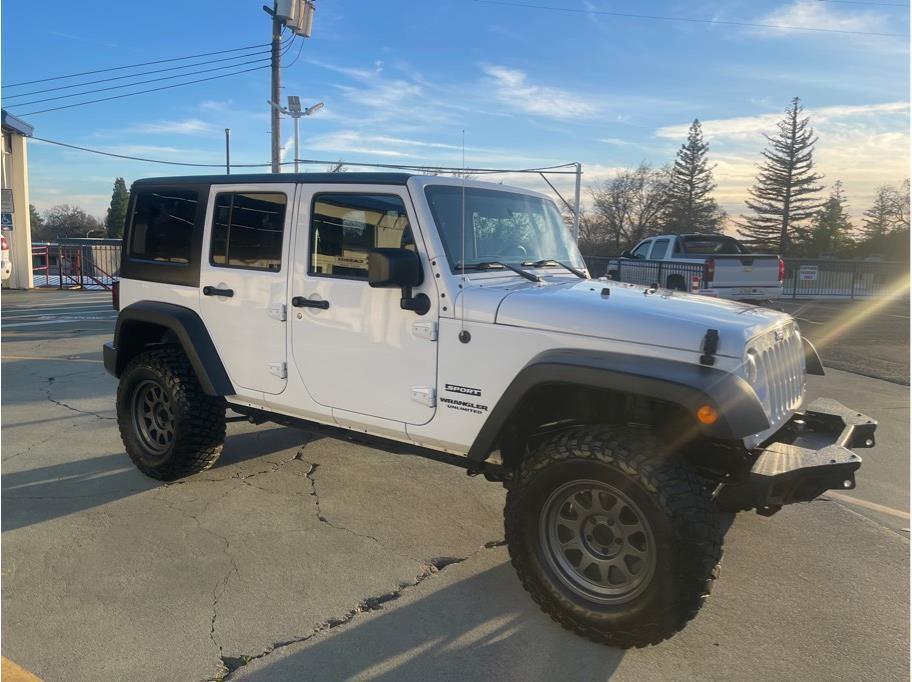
[367,248,430,315]
[620,250,633,259]
[368,248,423,288]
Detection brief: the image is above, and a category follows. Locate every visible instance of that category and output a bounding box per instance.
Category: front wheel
[117,347,225,480]
[504,426,722,647]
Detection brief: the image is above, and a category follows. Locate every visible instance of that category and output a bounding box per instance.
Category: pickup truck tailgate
[711,255,781,288]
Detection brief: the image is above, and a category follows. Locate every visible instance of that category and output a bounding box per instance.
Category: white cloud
[656,102,909,141]
[128,118,218,136]
[482,65,599,120]
[754,1,893,37]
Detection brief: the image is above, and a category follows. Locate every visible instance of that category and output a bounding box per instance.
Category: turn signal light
[697,405,719,425]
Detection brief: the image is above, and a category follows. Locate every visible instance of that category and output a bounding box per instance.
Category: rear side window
[210,192,287,271]
[309,193,413,280]
[649,238,670,259]
[129,189,199,264]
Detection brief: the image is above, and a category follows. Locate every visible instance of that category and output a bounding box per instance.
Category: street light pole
[225,128,231,174]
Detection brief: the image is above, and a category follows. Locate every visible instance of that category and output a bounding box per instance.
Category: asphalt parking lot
[1,289,909,681]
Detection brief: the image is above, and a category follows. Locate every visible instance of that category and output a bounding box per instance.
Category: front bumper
[716,398,876,514]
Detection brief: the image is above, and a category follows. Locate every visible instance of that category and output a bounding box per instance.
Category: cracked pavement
[2,290,909,680]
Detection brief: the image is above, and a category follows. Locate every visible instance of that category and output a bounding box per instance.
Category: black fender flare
[107,301,234,396]
[467,349,770,462]
[802,337,825,376]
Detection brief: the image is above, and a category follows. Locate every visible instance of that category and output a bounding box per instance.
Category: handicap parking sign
[1,213,12,228]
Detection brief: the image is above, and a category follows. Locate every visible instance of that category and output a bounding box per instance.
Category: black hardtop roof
[132,171,414,187]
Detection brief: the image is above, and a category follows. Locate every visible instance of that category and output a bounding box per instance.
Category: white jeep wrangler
[104,173,875,647]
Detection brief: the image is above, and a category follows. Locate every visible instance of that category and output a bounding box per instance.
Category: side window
[649,238,670,259]
[672,238,684,257]
[630,241,651,259]
[210,192,286,271]
[310,193,413,279]
[129,189,199,264]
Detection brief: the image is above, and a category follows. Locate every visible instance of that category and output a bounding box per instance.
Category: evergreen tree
[859,185,897,245]
[804,181,854,256]
[28,204,43,235]
[664,119,724,233]
[104,177,130,238]
[738,97,824,254]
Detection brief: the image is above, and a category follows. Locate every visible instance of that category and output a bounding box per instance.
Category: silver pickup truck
[605,233,784,301]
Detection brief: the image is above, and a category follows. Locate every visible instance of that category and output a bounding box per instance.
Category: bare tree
[588,163,671,254]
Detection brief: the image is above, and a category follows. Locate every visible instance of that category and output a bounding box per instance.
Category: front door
[199,184,295,395]
[289,185,438,425]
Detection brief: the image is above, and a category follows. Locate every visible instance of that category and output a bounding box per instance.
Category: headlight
[744,348,759,385]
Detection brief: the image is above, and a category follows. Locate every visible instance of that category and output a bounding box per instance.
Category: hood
[458,278,790,358]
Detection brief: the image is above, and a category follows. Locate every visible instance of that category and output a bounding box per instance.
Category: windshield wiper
[455,261,542,283]
[523,259,588,279]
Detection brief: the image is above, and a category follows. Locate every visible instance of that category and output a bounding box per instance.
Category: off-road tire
[117,347,225,480]
[505,425,722,648]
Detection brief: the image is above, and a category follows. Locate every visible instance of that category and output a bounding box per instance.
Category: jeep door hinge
[412,321,438,341]
[267,362,287,379]
[267,303,287,322]
[411,386,436,407]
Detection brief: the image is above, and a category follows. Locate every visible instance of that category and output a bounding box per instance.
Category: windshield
[424,185,584,272]
[681,236,747,255]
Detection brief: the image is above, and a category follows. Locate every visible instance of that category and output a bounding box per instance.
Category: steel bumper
[716,398,876,514]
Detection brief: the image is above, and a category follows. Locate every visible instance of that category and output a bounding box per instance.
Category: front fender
[467,348,770,462]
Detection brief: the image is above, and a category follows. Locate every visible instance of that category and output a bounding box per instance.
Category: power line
[814,0,909,6]
[4,47,273,99]
[29,135,583,175]
[283,39,307,69]
[30,135,272,167]
[14,65,270,116]
[2,39,290,89]
[9,57,273,108]
[472,0,910,37]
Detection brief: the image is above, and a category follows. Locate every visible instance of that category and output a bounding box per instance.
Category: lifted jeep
[104,172,875,647]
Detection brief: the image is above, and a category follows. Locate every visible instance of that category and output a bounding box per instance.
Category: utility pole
[269,4,282,173]
[267,0,315,174]
[224,128,231,174]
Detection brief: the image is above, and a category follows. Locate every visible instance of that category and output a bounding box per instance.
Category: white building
[2,109,35,289]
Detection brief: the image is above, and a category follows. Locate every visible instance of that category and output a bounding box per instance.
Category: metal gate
[32,238,121,290]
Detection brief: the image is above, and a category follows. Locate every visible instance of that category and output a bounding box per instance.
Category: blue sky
[2,0,909,224]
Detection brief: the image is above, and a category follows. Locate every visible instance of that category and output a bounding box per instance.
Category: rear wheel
[505,425,722,647]
[117,347,225,480]
[666,275,687,291]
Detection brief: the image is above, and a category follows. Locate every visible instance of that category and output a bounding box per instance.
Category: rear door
[199,184,295,395]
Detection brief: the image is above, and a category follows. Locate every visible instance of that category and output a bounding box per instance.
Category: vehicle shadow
[240,561,625,681]
[1,427,314,532]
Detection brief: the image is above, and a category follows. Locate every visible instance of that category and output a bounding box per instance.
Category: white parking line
[2,317,116,328]
[826,491,911,520]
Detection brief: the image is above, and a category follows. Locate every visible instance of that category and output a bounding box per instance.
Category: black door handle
[292,296,329,309]
[203,286,234,297]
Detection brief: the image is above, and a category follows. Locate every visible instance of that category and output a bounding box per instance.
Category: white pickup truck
[606,233,784,301]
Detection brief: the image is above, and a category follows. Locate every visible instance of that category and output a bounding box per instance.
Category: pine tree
[664,119,724,234]
[859,185,897,244]
[105,177,130,238]
[738,97,824,254]
[804,181,854,256]
[28,204,43,236]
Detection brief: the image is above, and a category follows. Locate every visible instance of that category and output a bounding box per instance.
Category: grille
[754,324,805,425]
